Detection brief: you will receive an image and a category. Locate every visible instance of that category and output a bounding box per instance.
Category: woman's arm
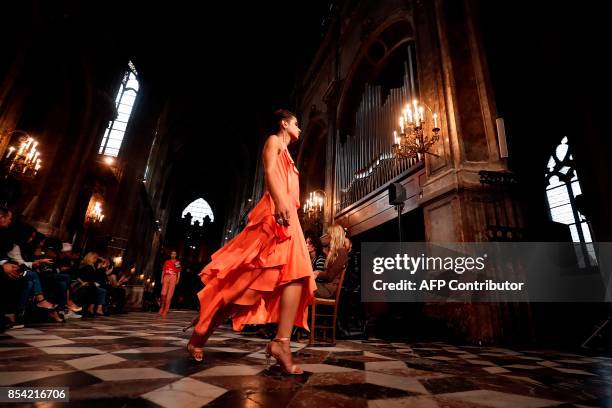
[262,135,290,225]
[312,255,326,277]
[314,255,326,272]
[8,245,52,269]
[8,244,32,268]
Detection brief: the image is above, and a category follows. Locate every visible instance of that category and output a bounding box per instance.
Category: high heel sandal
[265,337,303,375]
[182,314,200,332]
[36,298,57,310]
[185,306,236,362]
[48,310,65,323]
[67,302,82,313]
[187,332,206,362]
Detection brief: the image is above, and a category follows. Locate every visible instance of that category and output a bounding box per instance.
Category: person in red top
[159,250,181,317]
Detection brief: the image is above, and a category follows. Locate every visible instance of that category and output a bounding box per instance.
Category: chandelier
[303,190,325,219]
[392,100,441,160]
[3,131,42,178]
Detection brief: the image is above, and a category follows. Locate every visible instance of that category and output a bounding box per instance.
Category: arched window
[182,198,215,225]
[545,136,596,267]
[99,61,139,157]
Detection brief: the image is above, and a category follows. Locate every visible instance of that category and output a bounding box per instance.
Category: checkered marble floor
[1,311,611,407]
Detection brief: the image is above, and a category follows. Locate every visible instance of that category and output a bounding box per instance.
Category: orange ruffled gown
[194,146,316,334]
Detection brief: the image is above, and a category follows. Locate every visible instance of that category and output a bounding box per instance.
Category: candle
[6,146,15,158]
[433,113,438,128]
[393,130,398,145]
[419,107,424,124]
[399,117,404,133]
[17,141,25,156]
[407,107,413,124]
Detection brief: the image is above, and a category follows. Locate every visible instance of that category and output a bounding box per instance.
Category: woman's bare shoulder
[264,135,282,152]
[265,134,281,144]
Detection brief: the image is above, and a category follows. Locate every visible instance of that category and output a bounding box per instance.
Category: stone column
[23,63,117,240]
[414,0,522,342]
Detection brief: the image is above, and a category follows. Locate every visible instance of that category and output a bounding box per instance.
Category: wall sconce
[85,199,105,224]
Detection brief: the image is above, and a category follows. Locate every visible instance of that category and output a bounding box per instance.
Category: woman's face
[285,117,301,141]
[305,238,315,255]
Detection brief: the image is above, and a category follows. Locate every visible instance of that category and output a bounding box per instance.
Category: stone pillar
[23,64,117,240]
[0,51,29,158]
[413,0,521,342]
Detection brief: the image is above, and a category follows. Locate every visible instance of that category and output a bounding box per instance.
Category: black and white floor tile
[1,311,611,407]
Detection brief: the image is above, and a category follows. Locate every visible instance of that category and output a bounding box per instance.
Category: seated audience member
[106,262,127,313]
[7,223,63,323]
[38,239,82,318]
[314,224,349,299]
[76,252,107,317]
[0,208,27,329]
[305,230,326,275]
[57,242,78,280]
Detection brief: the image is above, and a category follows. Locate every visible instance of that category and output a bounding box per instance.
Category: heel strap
[272,337,290,343]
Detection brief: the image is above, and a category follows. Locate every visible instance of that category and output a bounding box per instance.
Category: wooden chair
[309,264,348,345]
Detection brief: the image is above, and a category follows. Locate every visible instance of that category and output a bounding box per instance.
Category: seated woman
[76,252,107,316]
[314,224,348,299]
[105,259,127,313]
[7,226,63,323]
[38,239,82,315]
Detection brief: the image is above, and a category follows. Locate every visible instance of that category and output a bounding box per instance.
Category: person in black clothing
[105,262,127,314]
[38,242,67,308]
[93,258,110,287]
[76,252,107,316]
[57,243,78,279]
